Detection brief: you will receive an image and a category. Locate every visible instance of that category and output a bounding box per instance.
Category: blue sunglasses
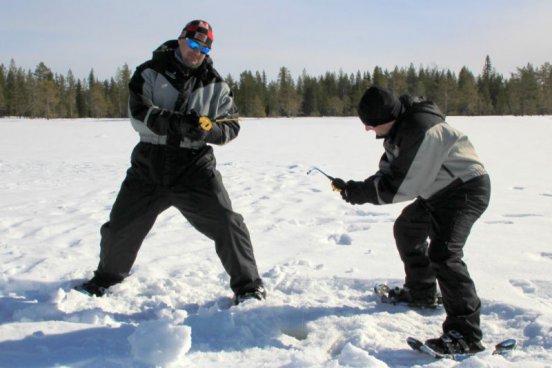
[185,38,210,54]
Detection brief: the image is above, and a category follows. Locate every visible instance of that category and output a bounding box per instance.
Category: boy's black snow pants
[94,142,262,295]
[393,174,491,342]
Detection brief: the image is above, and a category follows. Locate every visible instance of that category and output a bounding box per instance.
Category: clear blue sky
[1,0,550,81]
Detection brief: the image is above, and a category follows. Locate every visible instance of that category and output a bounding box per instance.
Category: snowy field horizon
[1,116,551,367]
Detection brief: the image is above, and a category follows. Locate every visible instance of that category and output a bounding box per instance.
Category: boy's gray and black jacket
[128,40,239,149]
[354,96,487,205]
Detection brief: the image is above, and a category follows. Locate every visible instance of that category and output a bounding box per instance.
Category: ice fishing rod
[306,166,345,192]
[306,166,335,180]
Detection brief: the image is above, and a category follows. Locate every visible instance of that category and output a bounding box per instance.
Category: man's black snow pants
[94,142,262,295]
[393,174,491,342]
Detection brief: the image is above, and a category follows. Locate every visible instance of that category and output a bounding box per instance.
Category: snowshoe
[407,334,516,361]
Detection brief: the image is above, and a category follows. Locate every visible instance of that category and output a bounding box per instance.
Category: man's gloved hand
[175,110,209,141]
[336,180,368,205]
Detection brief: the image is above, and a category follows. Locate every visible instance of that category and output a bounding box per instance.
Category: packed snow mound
[128,320,191,366]
[337,342,389,367]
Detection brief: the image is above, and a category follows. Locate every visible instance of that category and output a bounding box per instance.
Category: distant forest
[0,56,551,119]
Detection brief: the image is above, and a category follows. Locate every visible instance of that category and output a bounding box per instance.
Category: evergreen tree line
[0,60,131,119]
[1,56,551,119]
[231,56,552,117]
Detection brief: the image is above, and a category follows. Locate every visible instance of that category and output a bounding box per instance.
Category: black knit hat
[180,20,214,48]
[358,86,402,126]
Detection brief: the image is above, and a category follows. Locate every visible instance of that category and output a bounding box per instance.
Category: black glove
[331,178,346,192]
[176,110,209,141]
[339,180,368,205]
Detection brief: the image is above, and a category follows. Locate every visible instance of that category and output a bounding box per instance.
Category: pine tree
[66,70,78,118]
[75,80,86,117]
[34,62,59,118]
[477,55,507,114]
[518,64,540,115]
[406,64,423,95]
[5,60,19,116]
[277,67,301,117]
[235,70,266,117]
[114,64,131,117]
[318,72,337,115]
[55,73,68,117]
[422,67,447,111]
[416,67,428,97]
[389,66,407,95]
[0,64,6,115]
[88,69,109,117]
[442,70,458,114]
[337,70,353,115]
[457,67,479,115]
[372,66,387,88]
[538,62,552,114]
[265,82,280,117]
[348,70,370,114]
[299,70,321,116]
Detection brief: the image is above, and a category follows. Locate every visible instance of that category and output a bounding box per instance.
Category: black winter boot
[387,286,442,308]
[425,330,485,355]
[73,274,120,297]
[234,285,267,305]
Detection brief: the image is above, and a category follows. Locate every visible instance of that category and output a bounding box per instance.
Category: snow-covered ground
[0,116,551,368]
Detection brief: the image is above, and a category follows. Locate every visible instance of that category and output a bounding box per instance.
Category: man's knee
[428,240,464,263]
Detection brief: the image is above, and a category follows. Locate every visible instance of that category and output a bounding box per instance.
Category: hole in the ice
[281,326,309,341]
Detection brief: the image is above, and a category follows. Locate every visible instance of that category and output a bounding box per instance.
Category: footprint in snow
[347,209,389,218]
[541,252,552,260]
[346,223,371,232]
[503,213,542,218]
[328,233,352,246]
[511,279,552,299]
[484,220,514,225]
[510,279,537,294]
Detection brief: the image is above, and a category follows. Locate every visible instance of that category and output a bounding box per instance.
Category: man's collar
[174,48,185,65]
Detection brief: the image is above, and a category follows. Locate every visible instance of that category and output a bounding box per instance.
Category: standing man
[332,86,490,355]
[75,20,265,305]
